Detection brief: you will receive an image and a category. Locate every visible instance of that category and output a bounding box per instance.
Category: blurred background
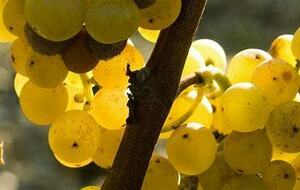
[0,0,300,189]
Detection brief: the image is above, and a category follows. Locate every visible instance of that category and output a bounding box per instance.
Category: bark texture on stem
[102,0,207,189]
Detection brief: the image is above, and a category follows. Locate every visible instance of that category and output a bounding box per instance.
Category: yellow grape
[64,84,85,111]
[182,47,205,79]
[272,147,299,162]
[226,49,272,84]
[14,73,28,97]
[142,155,179,190]
[166,122,217,175]
[63,72,84,89]
[26,51,68,88]
[10,37,31,76]
[291,27,300,60]
[266,101,300,153]
[86,0,139,44]
[89,88,128,130]
[139,0,181,30]
[93,44,144,89]
[0,0,16,42]
[25,0,85,41]
[252,59,300,106]
[49,110,101,165]
[269,34,297,67]
[54,153,92,168]
[138,27,160,43]
[220,82,271,132]
[20,82,68,125]
[93,127,125,169]
[262,160,296,190]
[80,186,100,190]
[192,39,227,71]
[197,152,236,190]
[224,130,272,175]
[222,175,265,190]
[2,0,26,37]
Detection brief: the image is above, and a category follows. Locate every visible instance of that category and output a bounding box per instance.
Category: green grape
[0,0,17,42]
[93,44,145,89]
[198,152,236,190]
[86,0,139,44]
[224,130,272,175]
[166,122,217,175]
[54,153,92,168]
[2,0,26,36]
[20,82,68,125]
[139,0,181,30]
[192,39,227,71]
[26,51,68,88]
[252,59,300,106]
[14,73,29,97]
[226,49,272,84]
[291,27,300,60]
[142,155,179,190]
[80,186,100,190]
[181,47,205,79]
[138,27,160,43]
[25,0,85,41]
[262,160,296,190]
[220,82,271,132]
[93,127,125,169]
[64,84,85,111]
[89,88,128,130]
[266,101,300,153]
[49,110,101,165]
[10,37,31,76]
[269,34,297,67]
[272,147,299,162]
[222,175,266,190]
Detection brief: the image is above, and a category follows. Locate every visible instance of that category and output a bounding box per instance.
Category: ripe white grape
[291,27,300,60]
[14,73,28,97]
[222,175,265,190]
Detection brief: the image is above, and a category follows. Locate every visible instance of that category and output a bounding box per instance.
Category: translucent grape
[63,72,84,89]
[181,47,205,79]
[220,82,271,132]
[142,155,179,190]
[262,160,296,190]
[252,59,300,106]
[0,0,16,42]
[291,27,300,60]
[226,49,272,84]
[272,147,299,162]
[2,0,26,36]
[269,34,297,67]
[89,88,128,129]
[54,153,92,168]
[93,44,144,89]
[192,39,227,71]
[64,84,85,111]
[80,186,100,190]
[166,122,217,175]
[14,73,28,97]
[138,27,160,43]
[139,0,181,30]
[86,0,139,44]
[20,82,68,125]
[224,130,272,175]
[266,101,300,153]
[93,128,125,169]
[25,0,85,41]
[10,37,31,76]
[49,110,101,165]
[222,175,265,190]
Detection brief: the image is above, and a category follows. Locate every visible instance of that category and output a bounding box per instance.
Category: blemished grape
[223,130,272,175]
[262,160,296,190]
[54,153,92,168]
[166,122,217,175]
[291,27,300,60]
[89,88,128,129]
[64,84,85,111]
[220,82,271,132]
[181,47,205,79]
[11,37,31,76]
[252,59,300,106]
[266,101,300,153]
[192,39,227,71]
[49,110,101,165]
[25,23,69,56]
[138,27,160,43]
[142,155,179,190]
[139,0,181,30]
[93,44,144,89]
[222,175,266,190]
[86,0,139,44]
[14,73,29,97]
[25,0,85,41]
[93,127,125,169]
[197,152,236,190]
[62,30,99,74]
[269,34,297,67]
[26,51,68,88]
[226,49,272,84]
[20,82,68,125]
[2,0,26,37]
[0,0,17,42]
[80,186,100,190]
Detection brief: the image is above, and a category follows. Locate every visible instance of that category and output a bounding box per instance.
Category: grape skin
[291,27,300,60]
[0,0,17,42]
[11,37,31,76]
[222,175,266,190]
[138,27,160,43]
[13,73,28,97]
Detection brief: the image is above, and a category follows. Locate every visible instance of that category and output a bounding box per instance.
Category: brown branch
[177,73,205,96]
[101,0,207,189]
